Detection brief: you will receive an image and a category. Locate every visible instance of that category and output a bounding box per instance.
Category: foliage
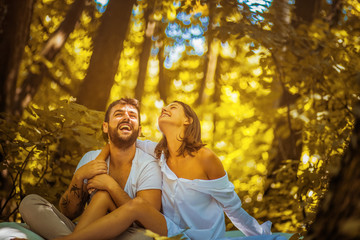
[18,0,101,106]
[202,0,360,232]
[1,0,360,236]
[0,100,105,221]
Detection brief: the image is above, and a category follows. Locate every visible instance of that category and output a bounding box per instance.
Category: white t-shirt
[74,148,162,198]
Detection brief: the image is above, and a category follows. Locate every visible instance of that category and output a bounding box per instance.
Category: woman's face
[158,102,188,130]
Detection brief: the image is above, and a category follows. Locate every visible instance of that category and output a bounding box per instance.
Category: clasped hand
[87,173,117,192]
[76,145,113,194]
[76,158,108,181]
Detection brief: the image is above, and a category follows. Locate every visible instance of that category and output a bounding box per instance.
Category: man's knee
[19,194,48,218]
[92,190,113,205]
[92,190,116,211]
[19,194,75,238]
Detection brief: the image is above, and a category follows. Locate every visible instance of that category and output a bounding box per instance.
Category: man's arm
[59,173,89,220]
[86,174,131,207]
[133,159,162,211]
[87,173,161,211]
[59,146,109,220]
[106,179,161,210]
[86,149,162,211]
[136,189,162,211]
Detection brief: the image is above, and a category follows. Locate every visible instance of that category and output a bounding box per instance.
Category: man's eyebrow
[113,109,138,115]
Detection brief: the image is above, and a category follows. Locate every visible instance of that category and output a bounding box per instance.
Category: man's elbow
[58,202,82,220]
[60,207,82,220]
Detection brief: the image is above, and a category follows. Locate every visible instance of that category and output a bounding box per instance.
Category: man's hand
[87,174,118,192]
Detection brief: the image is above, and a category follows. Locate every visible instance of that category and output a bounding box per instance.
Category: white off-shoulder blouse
[136,140,272,240]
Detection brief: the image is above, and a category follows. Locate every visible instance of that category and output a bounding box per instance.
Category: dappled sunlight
[94,0,109,13]
[1,0,360,237]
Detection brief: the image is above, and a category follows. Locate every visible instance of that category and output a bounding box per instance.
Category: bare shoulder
[197,147,225,180]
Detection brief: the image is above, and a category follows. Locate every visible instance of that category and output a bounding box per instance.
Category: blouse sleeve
[136,139,158,158]
[223,197,272,236]
[194,173,272,236]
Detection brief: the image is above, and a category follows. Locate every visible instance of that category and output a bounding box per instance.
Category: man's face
[103,103,141,149]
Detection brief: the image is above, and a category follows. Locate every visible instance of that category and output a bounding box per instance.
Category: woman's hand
[75,144,110,181]
[94,144,110,162]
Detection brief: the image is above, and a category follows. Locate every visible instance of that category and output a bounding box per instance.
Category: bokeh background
[1,0,360,237]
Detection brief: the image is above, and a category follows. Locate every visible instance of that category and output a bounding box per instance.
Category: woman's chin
[158,120,175,132]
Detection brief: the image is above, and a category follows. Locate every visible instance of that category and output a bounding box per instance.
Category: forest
[1,0,360,239]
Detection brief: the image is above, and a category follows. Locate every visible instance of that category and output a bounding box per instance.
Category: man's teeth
[120,125,131,130]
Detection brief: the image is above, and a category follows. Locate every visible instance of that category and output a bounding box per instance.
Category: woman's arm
[200,148,272,236]
[136,139,158,158]
[224,195,272,235]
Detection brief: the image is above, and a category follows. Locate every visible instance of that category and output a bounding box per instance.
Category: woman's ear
[184,117,193,126]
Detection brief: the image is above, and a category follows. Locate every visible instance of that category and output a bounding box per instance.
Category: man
[19,98,162,240]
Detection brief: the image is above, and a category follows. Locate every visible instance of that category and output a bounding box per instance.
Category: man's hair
[102,98,141,141]
[155,101,205,159]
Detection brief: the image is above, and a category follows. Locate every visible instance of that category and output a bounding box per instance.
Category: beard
[108,122,139,150]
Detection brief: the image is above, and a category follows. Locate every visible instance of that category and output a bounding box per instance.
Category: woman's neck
[162,126,184,159]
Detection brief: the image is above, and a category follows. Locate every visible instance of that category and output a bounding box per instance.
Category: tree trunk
[0,0,34,114]
[76,0,136,111]
[305,102,360,240]
[12,0,87,117]
[264,0,298,195]
[158,42,168,103]
[263,1,320,229]
[294,0,321,25]
[135,1,155,102]
[195,0,216,106]
[264,0,321,195]
[328,0,343,27]
[0,0,33,220]
[211,56,222,147]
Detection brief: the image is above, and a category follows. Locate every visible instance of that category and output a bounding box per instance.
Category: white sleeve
[137,161,162,191]
[205,175,272,236]
[136,140,158,158]
[221,193,272,236]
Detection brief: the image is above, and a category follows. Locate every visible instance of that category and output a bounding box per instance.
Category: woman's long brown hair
[155,101,205,159]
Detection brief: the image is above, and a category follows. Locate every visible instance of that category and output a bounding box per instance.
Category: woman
[55,101,279,240]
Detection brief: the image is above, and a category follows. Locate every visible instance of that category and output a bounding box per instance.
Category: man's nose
[122,111,131,120]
